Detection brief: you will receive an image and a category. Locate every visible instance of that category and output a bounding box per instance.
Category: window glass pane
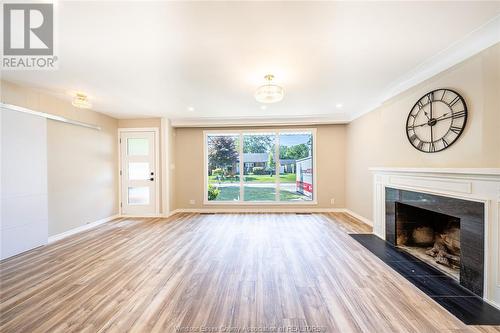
[207,134,240,201]
[243,133,276,201]
[128,187,150,205]
[129,162,150,180]
[205,130,314,203]
[127,138,149,156]
[279,132,313,201]
[244,184,276,201]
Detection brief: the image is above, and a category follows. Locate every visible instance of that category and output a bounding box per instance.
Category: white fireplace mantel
[370,167,500,308]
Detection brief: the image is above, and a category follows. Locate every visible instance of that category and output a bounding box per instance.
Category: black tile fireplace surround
[385,187,485,297]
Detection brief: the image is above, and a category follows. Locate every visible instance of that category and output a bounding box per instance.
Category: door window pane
[207,134,240,201]
[129,162,150,180]
[128,187,150,205]
[243,133,276,201]
[279,132,313,201]
[127,138,149,156]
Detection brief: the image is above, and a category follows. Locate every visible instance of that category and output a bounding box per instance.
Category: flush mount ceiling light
[254,74,284,104]
[72,93,92,109]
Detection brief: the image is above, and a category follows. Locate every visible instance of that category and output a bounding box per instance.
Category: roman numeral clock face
[406,89,467,153]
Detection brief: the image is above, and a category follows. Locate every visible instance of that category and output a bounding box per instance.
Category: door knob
[150,177,154,181]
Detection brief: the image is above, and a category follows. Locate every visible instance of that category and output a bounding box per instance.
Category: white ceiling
[2,1,500,125]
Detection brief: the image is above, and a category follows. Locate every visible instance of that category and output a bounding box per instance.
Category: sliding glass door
[205,129,315,204]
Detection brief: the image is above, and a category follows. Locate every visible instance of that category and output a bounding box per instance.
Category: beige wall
[345,43,500,220]
[1,80,119,236]
[118,118,161,128]
[174,125,346,210]
[165,119,176,213]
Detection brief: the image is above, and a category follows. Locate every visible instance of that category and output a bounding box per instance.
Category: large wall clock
[406,89,467,153]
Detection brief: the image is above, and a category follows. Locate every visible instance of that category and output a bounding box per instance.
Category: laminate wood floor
[1,213,499,333]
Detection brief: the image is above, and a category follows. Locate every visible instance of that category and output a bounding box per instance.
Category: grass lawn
[211,186,308,201]
[208,173,296,184]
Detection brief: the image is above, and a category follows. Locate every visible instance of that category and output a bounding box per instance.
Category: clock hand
[432,114,455,123]
[435,112,448,120]
[412,112,451,127]
[430,99,433,145]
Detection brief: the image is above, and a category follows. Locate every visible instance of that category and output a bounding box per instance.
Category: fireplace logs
[424,227,460,268]
[395,202,461,272]
[412,226,435,246]
[426,236,460,267]
[399,223,461,269]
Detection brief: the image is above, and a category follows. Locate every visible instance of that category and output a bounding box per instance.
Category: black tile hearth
[350,234,500,325]
[432,296,500,325]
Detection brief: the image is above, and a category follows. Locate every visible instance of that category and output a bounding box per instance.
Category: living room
[1,1,499,332]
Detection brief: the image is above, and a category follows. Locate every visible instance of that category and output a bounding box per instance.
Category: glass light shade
[72,94,92,109]
[254,83,284,104]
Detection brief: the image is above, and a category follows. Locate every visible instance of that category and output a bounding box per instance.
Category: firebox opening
[395,202,460,280]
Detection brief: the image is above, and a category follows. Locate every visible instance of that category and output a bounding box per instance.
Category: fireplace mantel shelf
[369,167,500,177]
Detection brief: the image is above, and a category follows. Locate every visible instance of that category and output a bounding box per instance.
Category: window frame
[203,128,317,205]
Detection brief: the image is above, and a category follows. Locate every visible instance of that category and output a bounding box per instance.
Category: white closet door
[1,109,48,260]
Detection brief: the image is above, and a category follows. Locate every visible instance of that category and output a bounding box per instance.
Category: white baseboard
[120,214,165,218]
[48,214,120,243]
[342,209,373,226]
[171,207,346,214]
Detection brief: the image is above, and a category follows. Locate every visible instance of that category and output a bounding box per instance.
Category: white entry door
[120,130,158,215]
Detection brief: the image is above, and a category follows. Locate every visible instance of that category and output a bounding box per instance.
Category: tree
[267,152,275,174]
[208,136,239,173]
[279,146,288,159]
[243,135,274,153]
[279,143,309,160]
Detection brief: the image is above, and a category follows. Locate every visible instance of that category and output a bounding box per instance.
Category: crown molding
[348,15,500,122]
[171,114,349,128]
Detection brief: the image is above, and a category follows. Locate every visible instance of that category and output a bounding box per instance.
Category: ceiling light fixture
[336,103,343,109]
[254,74,284,104]
[72,93,92,109]
[187,106,195,112]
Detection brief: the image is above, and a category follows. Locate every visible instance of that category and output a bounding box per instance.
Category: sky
[279,133,311,147]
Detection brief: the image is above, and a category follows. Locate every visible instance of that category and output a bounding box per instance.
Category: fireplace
[385,187,484,297]
[395,202,460,280]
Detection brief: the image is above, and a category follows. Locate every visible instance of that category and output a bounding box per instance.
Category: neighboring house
[237,153,296,173]
[241,153,268,173]
[279,159,295,173]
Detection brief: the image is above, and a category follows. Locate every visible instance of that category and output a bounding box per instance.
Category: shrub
[208,184,220,200]
[252,166,266,175]
[212,168,224,177]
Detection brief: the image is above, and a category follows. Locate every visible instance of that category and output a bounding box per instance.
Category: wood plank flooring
[1,213,499,333]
